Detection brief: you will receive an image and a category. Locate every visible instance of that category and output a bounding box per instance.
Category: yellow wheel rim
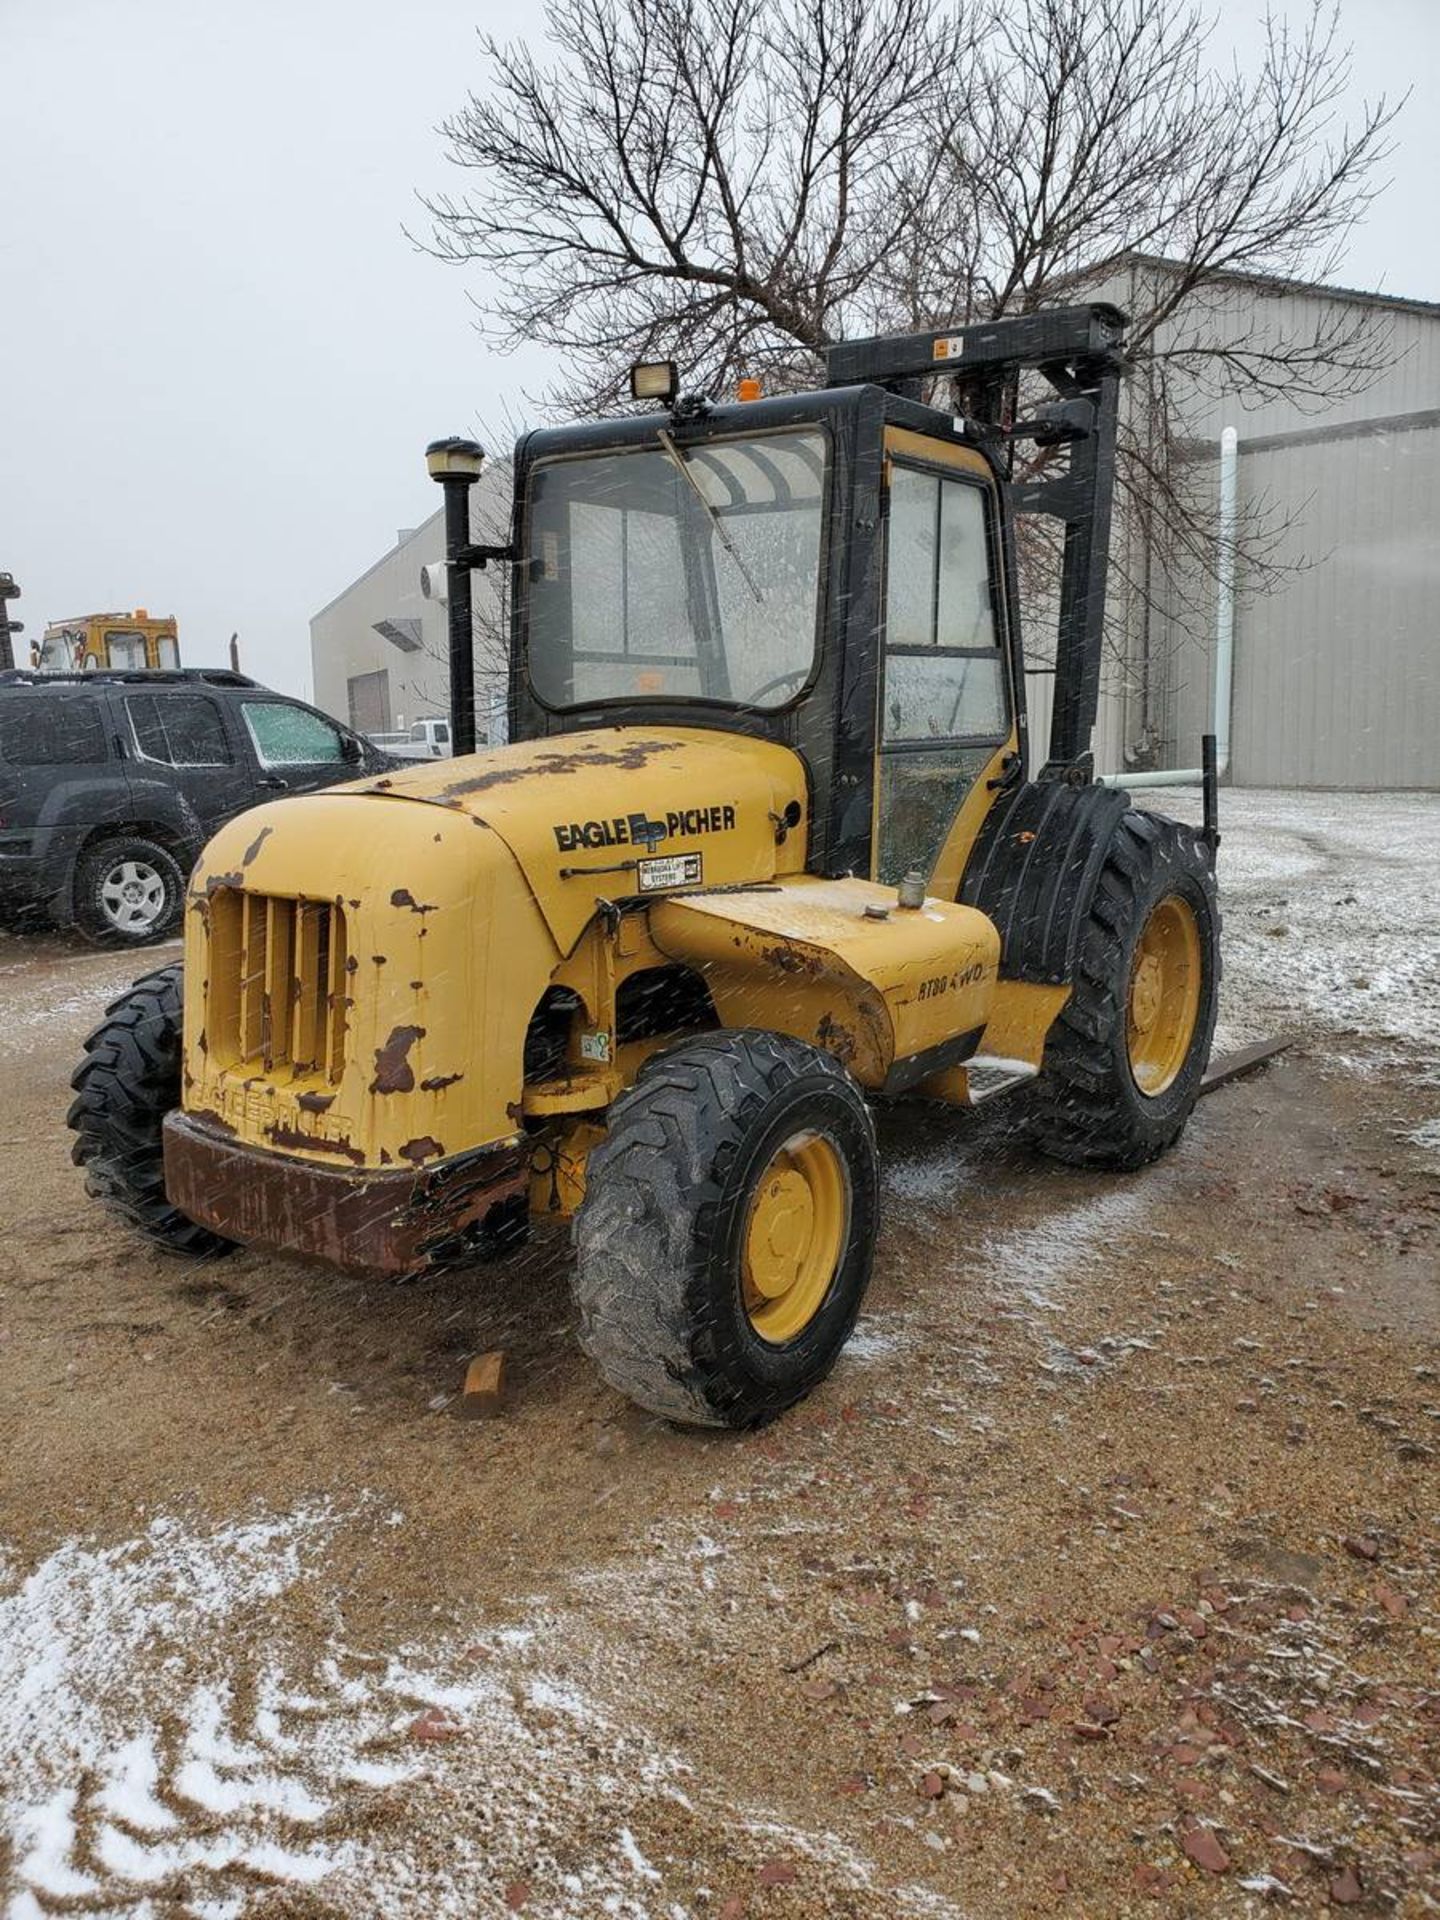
[741,1130,849,1345]
[1126,894,1203,1096]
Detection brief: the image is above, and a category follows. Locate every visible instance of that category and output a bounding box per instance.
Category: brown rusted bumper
[162,1112,530,1278]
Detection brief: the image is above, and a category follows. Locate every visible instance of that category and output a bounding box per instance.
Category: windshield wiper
[656,428,765,605]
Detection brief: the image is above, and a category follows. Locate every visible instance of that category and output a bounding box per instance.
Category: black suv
[0,669,394,943]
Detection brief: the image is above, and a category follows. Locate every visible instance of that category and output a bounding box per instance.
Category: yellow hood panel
[349,726,809,950]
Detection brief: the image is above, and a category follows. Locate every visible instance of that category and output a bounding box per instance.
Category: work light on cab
[629,360,678,405]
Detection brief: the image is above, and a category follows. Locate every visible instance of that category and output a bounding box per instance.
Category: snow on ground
[1145,786,1440,1067]
[0,1500,701,1918]
[0,1490,973,1919]
[0,938,183,1063]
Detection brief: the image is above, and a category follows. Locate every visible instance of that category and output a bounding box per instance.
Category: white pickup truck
[366,717,452,761]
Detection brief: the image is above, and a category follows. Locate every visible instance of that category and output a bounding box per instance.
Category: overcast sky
[5,0,1436,700]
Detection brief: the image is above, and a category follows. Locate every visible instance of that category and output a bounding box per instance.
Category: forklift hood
[349,725,809,951]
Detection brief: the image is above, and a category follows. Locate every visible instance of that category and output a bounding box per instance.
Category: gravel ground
[0,788,1436,1919]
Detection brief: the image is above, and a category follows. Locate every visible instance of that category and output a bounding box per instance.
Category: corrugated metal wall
[1231,420,1440,787]
[1076,259,1440,788]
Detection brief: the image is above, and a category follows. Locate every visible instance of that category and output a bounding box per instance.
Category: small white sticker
[638,852,703,892]
[933,335,964,361]
[580,1029,612,1063]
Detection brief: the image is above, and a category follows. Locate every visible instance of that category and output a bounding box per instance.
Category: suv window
[0,696,108,766]
[242,701,346,766]
[125,692,233,766]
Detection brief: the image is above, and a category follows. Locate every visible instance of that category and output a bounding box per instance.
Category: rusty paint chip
[399,1135,445,1165]
[266,1123,366,1164]
[816,1012,858,1064]
[391,888,438,915]
[436,737,682,802]
[241,824,273,867]
[371,1025,426,1095]
[420,1073,464,1092]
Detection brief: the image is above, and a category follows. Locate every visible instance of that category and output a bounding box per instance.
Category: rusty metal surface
[162,1113,529,1277]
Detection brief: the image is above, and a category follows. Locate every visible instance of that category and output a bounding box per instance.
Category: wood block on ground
[459,1350,508,1419]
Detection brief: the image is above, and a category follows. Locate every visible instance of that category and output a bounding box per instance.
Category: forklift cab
[508,304,1125,896]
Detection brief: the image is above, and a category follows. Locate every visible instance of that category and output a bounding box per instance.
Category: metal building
[1025,254,1440,789]
[309,469,509,745]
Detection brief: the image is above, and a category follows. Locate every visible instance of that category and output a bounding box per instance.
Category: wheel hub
[745,1169,815,1297]
[1126,894,1202,1096]
[1130,952,1163,1033]
[741,1131,848,1344]
[102,859,165,932]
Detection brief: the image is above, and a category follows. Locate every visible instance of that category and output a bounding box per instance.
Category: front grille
[209,892,348,1078]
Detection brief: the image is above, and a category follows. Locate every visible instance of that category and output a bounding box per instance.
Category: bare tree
[424,0,1400,751]
[425,0,981,411]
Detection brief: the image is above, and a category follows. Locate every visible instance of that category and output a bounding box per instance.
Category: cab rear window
[0,698,108,766]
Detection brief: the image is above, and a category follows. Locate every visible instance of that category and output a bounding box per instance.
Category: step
[965,1056,1040,1104]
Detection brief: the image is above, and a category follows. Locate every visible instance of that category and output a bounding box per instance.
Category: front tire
[1031,809,1219,1170]
[67,963,234,1256]
[572,1030,879,1428]
[73,835,185,945]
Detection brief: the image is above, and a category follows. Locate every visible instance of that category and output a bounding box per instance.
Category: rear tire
[73,835,185,945]
[572,1030,878,1428]
[1031,809,1219,1170]
[67,963,234,1256]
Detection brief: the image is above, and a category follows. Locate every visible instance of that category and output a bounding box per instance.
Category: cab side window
[882,468,1006,743]
[104,630,148,671]
[875,463,1010,887]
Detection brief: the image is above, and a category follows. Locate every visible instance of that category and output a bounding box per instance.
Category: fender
[959,779,1131,986]
[31,773,181,905]
[37,773,205,920]
[650,874,1000,1091]
[119,771,207,862]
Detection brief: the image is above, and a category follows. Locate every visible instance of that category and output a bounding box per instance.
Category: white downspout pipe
[1101,424,1237,788]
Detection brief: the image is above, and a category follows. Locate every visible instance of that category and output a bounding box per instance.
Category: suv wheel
[74,836,185,945]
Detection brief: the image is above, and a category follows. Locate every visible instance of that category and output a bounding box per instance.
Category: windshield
[38,632,78,670]
[525,428,827,710]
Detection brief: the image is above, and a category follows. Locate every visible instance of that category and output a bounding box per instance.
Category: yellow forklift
[70,305,1220,1427]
